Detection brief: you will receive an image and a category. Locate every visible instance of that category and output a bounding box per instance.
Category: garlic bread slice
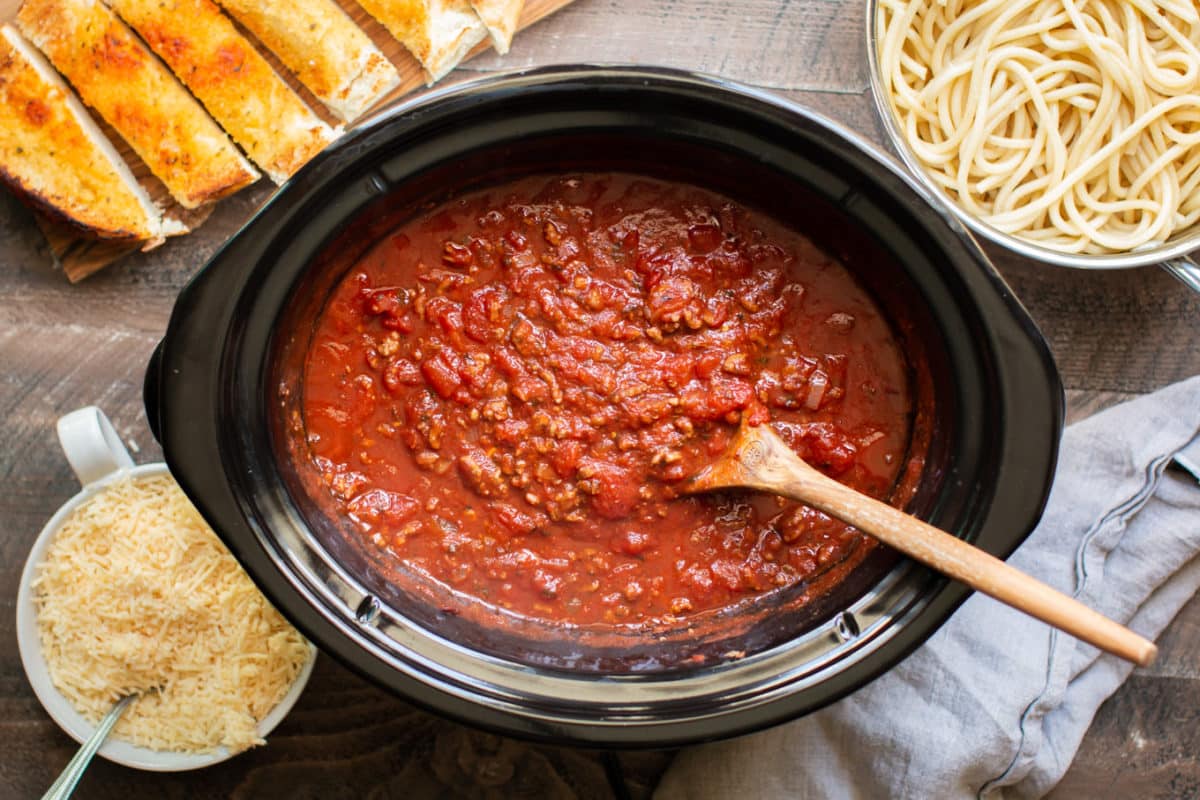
[356,0,488,83]
[216,0,400,122]
[109,0,338,183]
[0,24,172,242]
[17,0,259,208]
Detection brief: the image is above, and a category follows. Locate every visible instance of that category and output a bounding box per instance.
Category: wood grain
[1048,673,1200,800]
[461,0,872,94]
[2,0,1200,795]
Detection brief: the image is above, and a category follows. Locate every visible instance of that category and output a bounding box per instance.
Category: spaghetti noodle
[876,0,1200,254]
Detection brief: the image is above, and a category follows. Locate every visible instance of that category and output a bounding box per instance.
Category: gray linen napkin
[656,376,1200,800]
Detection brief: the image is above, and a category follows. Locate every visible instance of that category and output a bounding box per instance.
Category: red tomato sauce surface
[297,173,914,626]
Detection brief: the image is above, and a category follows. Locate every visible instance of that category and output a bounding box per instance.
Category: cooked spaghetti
[876,0,1200,254]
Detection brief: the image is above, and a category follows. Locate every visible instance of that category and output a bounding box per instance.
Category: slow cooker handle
[1162,255,1200,295]
[144,339,165,443]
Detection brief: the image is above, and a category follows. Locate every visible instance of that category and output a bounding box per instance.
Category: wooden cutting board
[0,0,578,281]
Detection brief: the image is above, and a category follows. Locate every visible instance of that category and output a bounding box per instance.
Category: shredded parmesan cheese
[34,473,312,754]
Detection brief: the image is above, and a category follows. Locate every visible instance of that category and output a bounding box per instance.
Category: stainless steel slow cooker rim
[863,0,1200,273]
[265,481,936,714]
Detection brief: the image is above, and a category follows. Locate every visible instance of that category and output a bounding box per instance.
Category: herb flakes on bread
[17,0,259,209]
[0,23,178,243]
[215,0,400,123]
[108,0,339,184]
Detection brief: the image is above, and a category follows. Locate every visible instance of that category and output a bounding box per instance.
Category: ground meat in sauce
[296,173,913,626]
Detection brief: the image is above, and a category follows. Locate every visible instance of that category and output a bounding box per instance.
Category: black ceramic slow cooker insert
[145,66,1063,747]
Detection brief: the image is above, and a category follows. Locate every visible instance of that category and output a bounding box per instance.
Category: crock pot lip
[149,64,1064,747]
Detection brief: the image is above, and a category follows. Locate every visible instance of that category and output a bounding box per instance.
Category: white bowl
[16,406,316,771]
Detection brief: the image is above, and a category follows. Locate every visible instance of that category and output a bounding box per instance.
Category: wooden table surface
[3,1,1199,797]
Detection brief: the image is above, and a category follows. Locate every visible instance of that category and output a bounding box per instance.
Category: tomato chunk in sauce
[297,174,913,626]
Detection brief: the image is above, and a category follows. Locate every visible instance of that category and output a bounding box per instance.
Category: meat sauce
[297,174,914,627]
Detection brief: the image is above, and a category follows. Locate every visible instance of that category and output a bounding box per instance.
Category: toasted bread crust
[17,0,258,208]
[0,161,140,240]
[216,0,400,122]
[0,24,157,240]
[356,0,488,81]
[110,0,337,183]
[471,0,523,54]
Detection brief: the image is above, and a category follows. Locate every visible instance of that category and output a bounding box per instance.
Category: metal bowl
[864,0,1200,294]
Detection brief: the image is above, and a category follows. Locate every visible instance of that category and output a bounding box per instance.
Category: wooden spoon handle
[732,427,1157,667]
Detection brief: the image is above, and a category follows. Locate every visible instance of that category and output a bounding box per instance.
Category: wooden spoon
[685,422,1158,667]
